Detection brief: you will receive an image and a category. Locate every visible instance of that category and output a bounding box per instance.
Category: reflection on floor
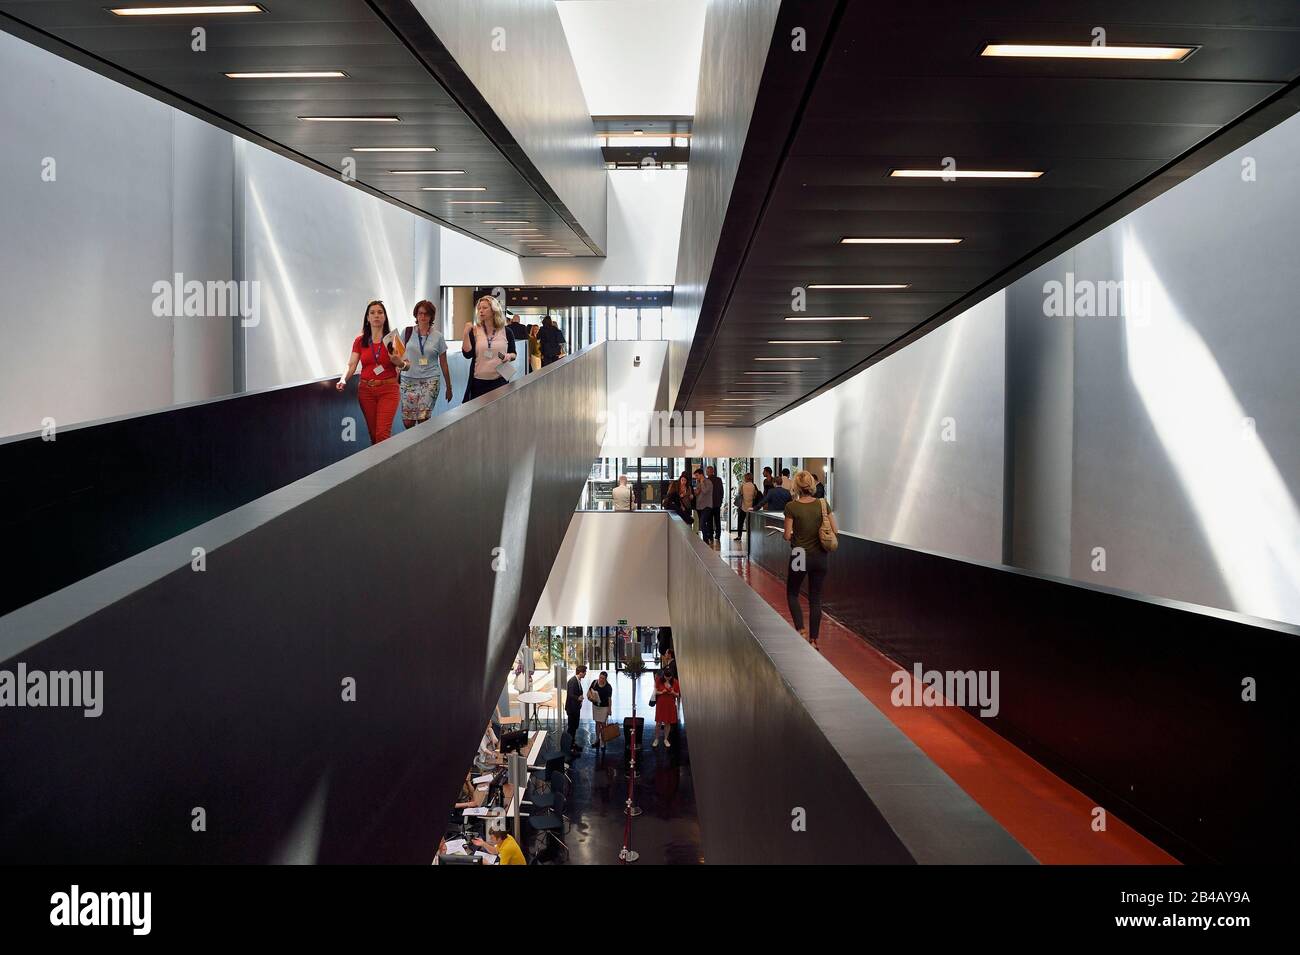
[523,674,703,865]
[703,531,1176,865]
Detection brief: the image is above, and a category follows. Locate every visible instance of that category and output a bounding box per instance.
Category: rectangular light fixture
[808,284,908,290]
[353,146,437,153]
[111,4,264,14]
[785,315,870,321]
[840,237,961,245]
[448,200,501,205]
[226,71,345,79]
[389,169,464,175]
[980,42,1196,62]
[755,357,818,362]
[767,340,841,345]
[890,168,1042,179]
[300,116,399,123]
[482,220,530,224]
[420,186,486,192]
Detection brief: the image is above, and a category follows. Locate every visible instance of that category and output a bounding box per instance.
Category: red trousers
[357,377,399,444]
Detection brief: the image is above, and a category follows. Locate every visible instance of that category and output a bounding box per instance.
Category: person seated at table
[473,825,526,865]
[454,772,480,810]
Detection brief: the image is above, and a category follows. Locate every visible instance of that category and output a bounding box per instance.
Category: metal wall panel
[398,0,609,253]
[666,513,1032,865]
[0,344,606,863]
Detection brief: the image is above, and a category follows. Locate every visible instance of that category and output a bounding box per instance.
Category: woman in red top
[336,300,401,444]
[652,671,680,749]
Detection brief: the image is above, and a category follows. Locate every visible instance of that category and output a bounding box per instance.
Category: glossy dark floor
[523,680,703,865]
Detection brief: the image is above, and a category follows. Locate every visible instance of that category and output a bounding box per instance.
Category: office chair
[534,753,571,793]
[526,778,555,811]
[528,791,568,856]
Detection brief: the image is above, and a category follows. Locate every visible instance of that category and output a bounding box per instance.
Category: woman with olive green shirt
[784,469,839,652]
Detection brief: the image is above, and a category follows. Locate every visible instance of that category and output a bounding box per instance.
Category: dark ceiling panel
[0,0,598,257]
[675,0,1300,425]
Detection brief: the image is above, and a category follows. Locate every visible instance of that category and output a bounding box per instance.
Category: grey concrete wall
[0,344,606,863]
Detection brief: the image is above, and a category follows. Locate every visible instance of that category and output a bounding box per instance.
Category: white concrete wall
[439,170,686,287]
[531,512,669,625]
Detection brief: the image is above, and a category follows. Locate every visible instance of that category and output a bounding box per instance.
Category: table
[517,690,551,729]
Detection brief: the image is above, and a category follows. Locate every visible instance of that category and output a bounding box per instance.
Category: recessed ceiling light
[353,146,437,152]
[755,357,818,361]
[300,116,399,123]
[633,129,644,135]
[389,169,465,175]
[890,168,1042,179]
[226,70,345,79]
[482,220,530,224]
[448,200,502,205]
[496,228,539,232]
[110,4,263,14]
[421,186,487,192]
[767,340,842,345]
[785,315,870,321]
[980,42,1196,62]
[840,237,962,245]
[808,284,908,290]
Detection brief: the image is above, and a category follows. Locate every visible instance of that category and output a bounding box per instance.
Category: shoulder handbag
[818,498,839,552]
[587,685,600,704]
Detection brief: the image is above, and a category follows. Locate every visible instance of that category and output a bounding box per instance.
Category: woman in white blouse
[461,295,517,402]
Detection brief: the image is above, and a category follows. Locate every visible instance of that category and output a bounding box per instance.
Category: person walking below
[664,472,694,525]
[528,324,542,371]
[461,295,517,402]
[611,474,633,511]
[505,311,532,375]
[565,665,587,754]
[587,670,613,755]
[538,315,566,367]
[735,471,758,541]
[336,300,400,444]
[693,467,715,544]
[756,472,792,513]
[784,469,839,652]
[651,668,680,748]
[397,299,452,428]
[706,465,725,543]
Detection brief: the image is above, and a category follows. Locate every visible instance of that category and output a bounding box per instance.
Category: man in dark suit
[539,316,566,366]
[706,465,725,543]
[505,311,532,373]
[565,665,587,753]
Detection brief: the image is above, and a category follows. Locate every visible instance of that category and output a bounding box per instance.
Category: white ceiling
[555,0,707,117]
